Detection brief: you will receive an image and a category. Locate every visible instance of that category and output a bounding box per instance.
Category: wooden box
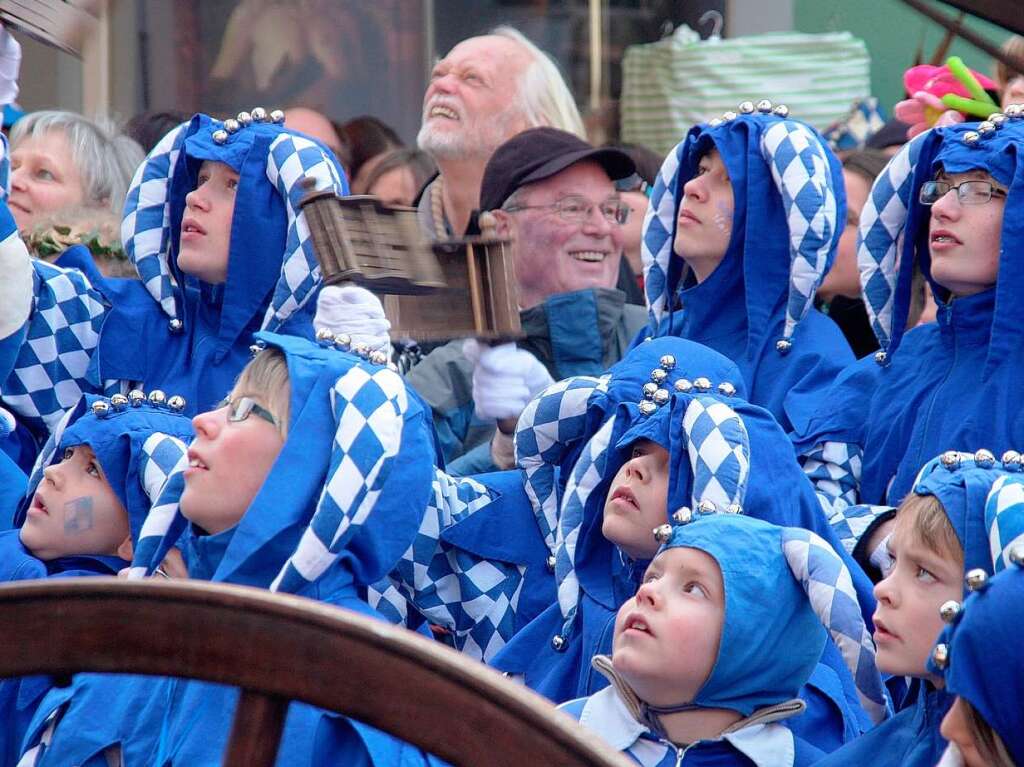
[300,190,522,341]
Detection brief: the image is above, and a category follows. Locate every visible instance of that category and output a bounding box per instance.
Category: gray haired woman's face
[9,129,88,232]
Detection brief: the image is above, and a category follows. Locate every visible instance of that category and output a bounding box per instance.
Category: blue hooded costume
[816,448,1022,767]
[559,510,888,766]
[638,99,853,434]
[0,392,191,767]
[928,474,1024,766]
[480,338,881,753]
[793,111,1024,544]
[0,109,346,451]
[18,332,437,767]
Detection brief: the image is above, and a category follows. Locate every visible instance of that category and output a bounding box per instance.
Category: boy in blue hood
[816,448,1022,767]
[0,391,192,767]
[559,509,885,766]
[932,475,1024,767]
[638,99,853,434]
[18,333,436,767]
[793,110,1024,547]
[0,109,347,455]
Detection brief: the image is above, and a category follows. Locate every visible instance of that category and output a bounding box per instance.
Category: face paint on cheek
[62,496,95,534]
[713,202,732,235]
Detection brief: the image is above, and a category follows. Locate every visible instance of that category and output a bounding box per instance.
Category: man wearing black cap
[407,127,649,474]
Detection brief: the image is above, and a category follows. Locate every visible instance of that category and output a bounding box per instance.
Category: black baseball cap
[479,127,636,213]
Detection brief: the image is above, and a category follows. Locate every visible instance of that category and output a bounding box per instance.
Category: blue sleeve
[0,259,110,441]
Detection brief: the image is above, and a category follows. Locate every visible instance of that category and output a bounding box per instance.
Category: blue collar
[935,288,995,346]
[187,523,237,581]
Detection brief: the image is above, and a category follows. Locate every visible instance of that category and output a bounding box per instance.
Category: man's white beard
[417,103,524,162]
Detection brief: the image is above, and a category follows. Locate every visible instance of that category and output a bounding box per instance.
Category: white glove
[314,284,392,355]
[0,227,32,340]
[463,340,554,422]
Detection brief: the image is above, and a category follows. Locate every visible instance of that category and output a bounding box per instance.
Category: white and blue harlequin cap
[911,448,1021,582]
[641,100,844,354]
[857,109,1024,373]
[514,337,746,557]
[15,392,193,551]
[655,512,888,722]
[926,550,1024,765]
[984,473,1024,574]
[121,110,347,361]
[130,331,433,591]
[0,131,9,201]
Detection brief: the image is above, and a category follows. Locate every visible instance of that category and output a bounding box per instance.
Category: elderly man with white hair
[416,26,584,239]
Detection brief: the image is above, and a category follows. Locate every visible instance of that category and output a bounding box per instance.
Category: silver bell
[653,523,673,543]
[939,600,961,623]
[756,99,773,113]
[931,643,949,670]
[551,635,567,651]
[546,554,556,573]
[223,118,240,134]
[738,100,755,114]
[965,568,988,591]
[1009,543,1024,566]
[334,333,352,351]
[638,400,657,417]
[674,378,693,393]
[974,448,996,468]
[167,395,186,412]
[772,104,790,118]
[717,382,736,397]
[236,110,253,126]
[128,389,146,407]
[315,327,335,344]
[148,390,167,406]
[270,109,285,124]
[977,120,996,135]
[697,499,717,515]
[652,388,670,406]
[874,350,888,366]
[940,450,961,470]
[725,503,742,515]
[352,342,370,358]
[642,382,659,400]
[1001,450,1022,468]
[672,507,692,525]
[693,377,711,392]
[251,107,268,122]
[649,369,667,385]
[249,344,263,357]
[776,338,792,354]
[370,350,388,366]
[168,318,184,333]
[722,111,738,122]
[989,113,1007,128]
[709,117,723,128]
[212,129,229,145]
[660,354,676,371]
[91,400,110,417]
[1005,103,1023,118]
[963,131,980,145]
[110,393,129,410]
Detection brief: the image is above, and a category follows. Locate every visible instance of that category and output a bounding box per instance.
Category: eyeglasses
[919,180,1008,206]
[504,195,631,225]
[217,396,278,427]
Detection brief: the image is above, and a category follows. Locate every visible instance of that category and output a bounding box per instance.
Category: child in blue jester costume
[467,338,883,753]
[815,448,1023,767]
[0,391,191,767]
[559,508,887,767]
[638,99,852,434]
[929,475,1024,767]
[793,108,1024,549]
[0,108,346,456]
[18,332,436,767]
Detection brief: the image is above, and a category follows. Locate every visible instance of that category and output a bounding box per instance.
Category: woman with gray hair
[8,111,144,233]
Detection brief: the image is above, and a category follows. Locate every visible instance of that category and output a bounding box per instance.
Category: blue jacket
[637,104,852,433]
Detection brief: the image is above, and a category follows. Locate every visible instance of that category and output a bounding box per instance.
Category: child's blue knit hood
[15,392,192,547]
[640,100,845,355]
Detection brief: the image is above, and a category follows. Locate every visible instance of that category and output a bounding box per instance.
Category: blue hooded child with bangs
[638,99,853,434]
[793,109,1024,549]
[0,108,346,454]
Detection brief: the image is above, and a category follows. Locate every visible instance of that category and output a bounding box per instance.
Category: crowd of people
[0,16,1021,767]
